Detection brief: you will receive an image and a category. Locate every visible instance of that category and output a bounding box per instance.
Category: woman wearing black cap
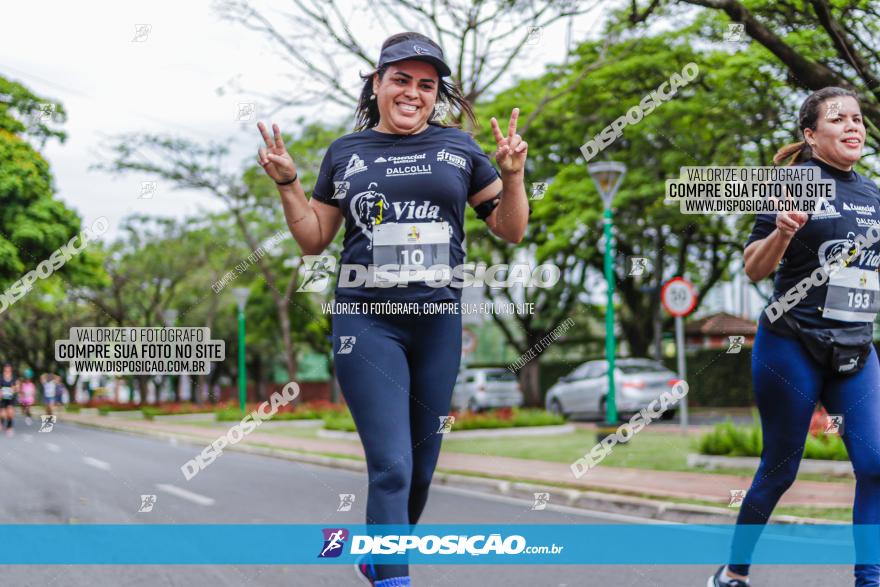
[256,31,529,586]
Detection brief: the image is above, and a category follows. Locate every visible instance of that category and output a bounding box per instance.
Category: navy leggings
[333,301,462,580]
[729,326,880,586]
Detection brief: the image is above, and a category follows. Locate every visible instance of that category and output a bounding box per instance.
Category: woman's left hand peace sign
[491,108,528,174]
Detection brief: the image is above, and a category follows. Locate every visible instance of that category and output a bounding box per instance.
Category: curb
[317,423,576,441]
[687,453,854,477]
[153,413,216,422]
[103,410,144,419]
[63,417,843,526]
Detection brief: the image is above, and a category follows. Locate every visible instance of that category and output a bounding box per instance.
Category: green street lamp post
[231,288,250,415]
[162,309,178,402]
[587,161,627,431]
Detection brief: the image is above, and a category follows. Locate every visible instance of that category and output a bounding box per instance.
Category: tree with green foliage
[94,121,340,386]
[631,0,880,151]
[470,22,794,404]
[0,74,107,383]
[215,0,593,126]
[0,75,101,293]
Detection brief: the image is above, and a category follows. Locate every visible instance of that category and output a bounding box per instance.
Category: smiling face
[372,59,438,135]
[805,96,865,171]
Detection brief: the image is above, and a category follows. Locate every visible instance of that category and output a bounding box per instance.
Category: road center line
[156,483,215,506]
[82,456,111,470]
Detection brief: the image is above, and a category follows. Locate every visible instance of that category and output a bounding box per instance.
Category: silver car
[544,358,680,420]
[451,368,523,412]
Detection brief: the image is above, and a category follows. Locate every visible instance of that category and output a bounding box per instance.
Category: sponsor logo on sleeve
[437,149,467,170]
[812,197,841,219]
[344,154,368,179]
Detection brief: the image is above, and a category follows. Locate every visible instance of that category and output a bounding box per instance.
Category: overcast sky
[1,0,605,242]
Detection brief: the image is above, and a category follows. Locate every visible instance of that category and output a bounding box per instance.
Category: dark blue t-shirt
[747,158,880,333]
[312,122,500,302]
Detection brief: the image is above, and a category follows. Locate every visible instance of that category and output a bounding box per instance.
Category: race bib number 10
[372,221,451,284]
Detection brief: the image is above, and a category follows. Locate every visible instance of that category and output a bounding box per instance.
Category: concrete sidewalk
[61,413,854,509]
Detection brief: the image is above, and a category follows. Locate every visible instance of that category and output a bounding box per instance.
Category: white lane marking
[156,483,215,506]
[46,442,60,452]
[82,456,111,470]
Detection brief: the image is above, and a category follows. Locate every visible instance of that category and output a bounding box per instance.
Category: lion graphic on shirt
[349,182,390,250]
[818,232,857,267]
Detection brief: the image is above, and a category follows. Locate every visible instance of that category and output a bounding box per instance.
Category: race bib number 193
[822,267,880,322]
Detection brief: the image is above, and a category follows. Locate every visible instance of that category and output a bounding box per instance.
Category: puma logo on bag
[839,356,859,372]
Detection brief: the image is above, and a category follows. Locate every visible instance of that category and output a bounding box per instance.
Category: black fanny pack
[779,311,873,376]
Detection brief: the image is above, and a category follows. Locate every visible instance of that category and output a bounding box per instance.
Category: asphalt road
[0,419,856,587]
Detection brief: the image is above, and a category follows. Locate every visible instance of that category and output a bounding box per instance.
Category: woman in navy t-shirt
[256,31,528,587]
[711,88,880,587]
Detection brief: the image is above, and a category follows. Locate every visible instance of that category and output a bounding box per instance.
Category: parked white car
[544,358,680,420]
[451,368,523,412]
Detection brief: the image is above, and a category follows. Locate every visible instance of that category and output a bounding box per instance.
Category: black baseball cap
[377,41,451,78]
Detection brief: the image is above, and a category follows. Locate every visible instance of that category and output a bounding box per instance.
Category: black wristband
[276,173,298,186]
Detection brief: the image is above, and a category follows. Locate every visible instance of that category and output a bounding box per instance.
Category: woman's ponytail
[773,141,811,166]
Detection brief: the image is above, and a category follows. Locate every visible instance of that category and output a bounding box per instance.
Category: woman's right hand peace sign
[256,122,298,184]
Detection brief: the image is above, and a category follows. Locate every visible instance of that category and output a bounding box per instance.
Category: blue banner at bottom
[1,524,878,564]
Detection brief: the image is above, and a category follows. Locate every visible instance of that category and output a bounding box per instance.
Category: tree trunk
[134,375,149,406]
[275,298,298,389]
[254,353,264,402]
[229,210,299,390]
[69,373,81,404]
[653,229,664,360]
[519,359,542,407]
[621,311,652,357]
[196,281,221,406]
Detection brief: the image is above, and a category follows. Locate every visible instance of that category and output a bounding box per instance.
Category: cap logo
[413,44,428,55]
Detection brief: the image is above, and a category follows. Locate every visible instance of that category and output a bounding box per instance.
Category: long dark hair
[354,32,476,132]
[774,86,860,166]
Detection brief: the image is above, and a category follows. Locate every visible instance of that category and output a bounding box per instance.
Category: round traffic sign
[661,277,697,317]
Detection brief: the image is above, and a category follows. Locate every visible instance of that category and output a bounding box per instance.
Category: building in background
[684,312,757,351]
